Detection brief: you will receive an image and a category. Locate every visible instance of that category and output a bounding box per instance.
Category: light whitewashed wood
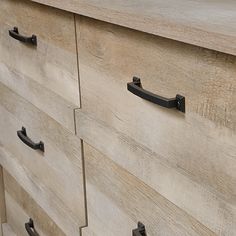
[31,0,236,56]
[0,167,6,236]
[0,59,76,133]
[77,111,236,236]
[0,0,80,132]
[3,169,66,236]
[0,83,85,236]
[75,18,236,235]
[81,143,216,236]
[2,224,17,236]
[5,192,45,236]
[0,144,83,236]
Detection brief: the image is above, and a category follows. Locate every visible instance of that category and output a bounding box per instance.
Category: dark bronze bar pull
[127,77,185,112]
[132,222,147,236]
[9,27,37,45]
[25,219,39,236]
[17,127,44,152]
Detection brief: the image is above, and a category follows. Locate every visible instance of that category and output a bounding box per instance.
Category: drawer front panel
[82,143,215,236]
[0,83,85,236]
[77,111,236,236]
[2,224,16,236]
[0,0,80,132]
[3,169,66,236]
[76,17,236,235]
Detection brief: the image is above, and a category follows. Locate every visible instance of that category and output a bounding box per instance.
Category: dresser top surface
[31,0,236,55]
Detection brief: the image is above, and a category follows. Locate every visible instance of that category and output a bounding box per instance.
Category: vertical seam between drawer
[0,165,7,231]
[74,14,82,109]
[79,140,89,235]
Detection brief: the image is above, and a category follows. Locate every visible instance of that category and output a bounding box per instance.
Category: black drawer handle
[127,77,185,112]
[17,127,44,152]
[25,219,39,236]
[132,222,147,236]
[9,27,37,46]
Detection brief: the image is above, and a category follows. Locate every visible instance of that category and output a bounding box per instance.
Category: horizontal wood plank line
[82,142,216,236]
[31,0,236,56]
[76,111,236,235]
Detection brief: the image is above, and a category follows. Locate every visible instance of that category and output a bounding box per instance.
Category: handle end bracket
[132,222,147,236]
[176,94,185,113]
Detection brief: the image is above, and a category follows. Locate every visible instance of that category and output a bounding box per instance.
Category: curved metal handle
[132,222,147,236]
[25,219,39,236]
[9,27,37,45]
[127,77,185,112]
[17,127,44,152]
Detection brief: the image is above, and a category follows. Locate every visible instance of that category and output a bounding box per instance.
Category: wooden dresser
[0,0,235,235]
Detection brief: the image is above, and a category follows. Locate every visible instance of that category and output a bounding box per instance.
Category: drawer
[75,17,236,235]
[0,83,85,236]
[82,143,215,236]
[0,0,80,132]
[1,169,66,236]
[2,224,16,236]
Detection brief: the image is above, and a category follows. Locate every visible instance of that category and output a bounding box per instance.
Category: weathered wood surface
[77,111,236,236]
[5,192,46,236]
[3,169,66,236]
[2,224,16,236]
[76,17,236,235]
[30,0,236,56]
[0,83,85,236]
[0,0,80,132]
[81,143,216,236]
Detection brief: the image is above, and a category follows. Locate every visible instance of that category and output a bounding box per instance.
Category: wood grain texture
[31,0,236,56]
[0,143,83,236]
[75,17,236,235]
[0,0,80,132]
[5,192,46,236]
[0,167,6,236]
[0,83,85,236]
[2,224,16,236]
[77,111,236,236]
[3,169,66,236]
[81,143,216,236]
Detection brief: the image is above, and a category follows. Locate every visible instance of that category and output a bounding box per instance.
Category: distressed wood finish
[81,143,216,236]
[5,192,46,236]
[3,169,66,236]
[76,17,236,235]
[2,224,16,236]
[77,111,236,236]
[0,0,80,132]
[31,0,236,56]
[0,83,85,236]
